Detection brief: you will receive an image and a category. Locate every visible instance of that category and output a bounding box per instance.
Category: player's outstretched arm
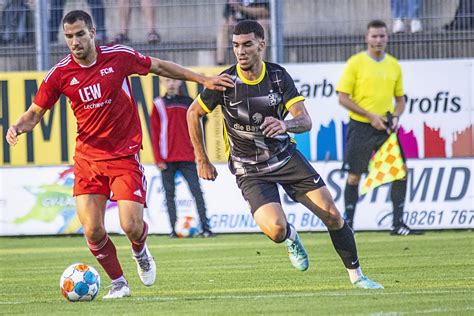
[6,103,47,146]
[260,101,312,137]
[149,57,234,91]
[187,99,218,181]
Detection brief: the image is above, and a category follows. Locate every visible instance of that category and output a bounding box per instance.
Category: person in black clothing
[187,20,383,289]
[216,0,270,65]
[49,0,107,43]
[444,0,474,30]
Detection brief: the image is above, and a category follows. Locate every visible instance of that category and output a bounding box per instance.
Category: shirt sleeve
[281,67,305,111]
[394,64,404,97]
[33,68,62,110]
[123,46,152,76]
[196,88,223,113]
[336,58,356,95]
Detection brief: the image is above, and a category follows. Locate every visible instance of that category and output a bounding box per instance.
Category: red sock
[130,221,148,254]
[87,234,124,280]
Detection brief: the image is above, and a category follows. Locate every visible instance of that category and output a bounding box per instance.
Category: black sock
[328,221,360,269]
[284,222,291,240]
[391,179,407,227]
[344,183,359,228]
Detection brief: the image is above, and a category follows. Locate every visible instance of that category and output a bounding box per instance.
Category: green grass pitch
[1,231,473,315]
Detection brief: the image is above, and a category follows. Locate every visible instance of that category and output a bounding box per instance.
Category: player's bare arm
[260,102,312,138]
[149,57,234,91]
[6,103,47,146]
[187,100,218,181]
[338,92,387,130]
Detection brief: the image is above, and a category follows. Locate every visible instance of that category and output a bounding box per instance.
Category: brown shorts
[73,154,147,204]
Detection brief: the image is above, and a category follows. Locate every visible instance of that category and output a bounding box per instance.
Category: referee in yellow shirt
[337,19,419,236]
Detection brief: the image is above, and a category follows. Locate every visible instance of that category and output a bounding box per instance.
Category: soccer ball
[175,216,200,238]
[60,263,100,301]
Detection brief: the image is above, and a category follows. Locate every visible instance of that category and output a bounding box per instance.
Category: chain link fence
[0,0,473,71]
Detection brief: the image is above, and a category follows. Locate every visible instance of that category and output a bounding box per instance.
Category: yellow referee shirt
[336,51,404,123]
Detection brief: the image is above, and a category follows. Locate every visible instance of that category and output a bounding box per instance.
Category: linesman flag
[360,133,407,195]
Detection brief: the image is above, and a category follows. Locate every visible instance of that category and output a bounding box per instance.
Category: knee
[83,224,106,242]
[266,222,287,243]
[322,207,344,230]
[121,218,143,240]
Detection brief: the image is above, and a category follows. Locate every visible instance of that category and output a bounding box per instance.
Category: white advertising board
[0,159,472,236]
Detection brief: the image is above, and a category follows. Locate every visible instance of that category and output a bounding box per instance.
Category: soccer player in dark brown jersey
[187,20,383,289]
[6,10,233,299]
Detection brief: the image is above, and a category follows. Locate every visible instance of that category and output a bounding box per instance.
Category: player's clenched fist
[260,116,287,138]
[197,161,218,181]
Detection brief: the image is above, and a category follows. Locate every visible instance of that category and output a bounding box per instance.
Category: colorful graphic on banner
[287,60,473,161]
[14,167,79,233]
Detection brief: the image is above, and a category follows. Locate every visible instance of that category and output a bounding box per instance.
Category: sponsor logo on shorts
[133,189,142,197]
[313,176,321,184]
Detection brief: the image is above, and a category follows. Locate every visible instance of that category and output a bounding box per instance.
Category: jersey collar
[236,61,266,85]
[365,51,386,62]
[72,46,100,68]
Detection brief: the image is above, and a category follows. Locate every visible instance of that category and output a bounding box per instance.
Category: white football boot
[103,281,131,299]
[132,244,156,286]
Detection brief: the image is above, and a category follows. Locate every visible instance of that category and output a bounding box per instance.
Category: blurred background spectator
[49,0,107,43]
[1,0,33,44]
[444,0,474,30]
[113,0,160,44]
[216,0,270,65]
[391,0,423,33]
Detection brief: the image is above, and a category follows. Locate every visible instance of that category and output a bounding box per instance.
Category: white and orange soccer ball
[175,216,200,238]
[60,263,100,301]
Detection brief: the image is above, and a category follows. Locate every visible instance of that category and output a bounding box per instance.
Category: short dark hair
[367,19,387,30]
[233,20,265,40]
[62,10,94,30]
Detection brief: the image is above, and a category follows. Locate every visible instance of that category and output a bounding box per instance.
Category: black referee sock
[391,179,407,227]
[344,183,359,228]
[328,221,360,269]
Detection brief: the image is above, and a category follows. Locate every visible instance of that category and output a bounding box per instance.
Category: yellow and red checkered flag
[360,133,407,195]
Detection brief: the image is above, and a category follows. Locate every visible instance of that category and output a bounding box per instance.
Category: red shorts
[73,154,147,205]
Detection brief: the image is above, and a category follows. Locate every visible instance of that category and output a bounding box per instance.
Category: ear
[90,27,97,39]
[258,39,266,52]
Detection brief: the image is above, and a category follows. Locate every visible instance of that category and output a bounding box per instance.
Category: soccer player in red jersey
[5,10,233,299]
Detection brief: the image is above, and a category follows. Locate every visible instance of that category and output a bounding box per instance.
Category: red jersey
[150,95,195,163]
[34,44,151,161]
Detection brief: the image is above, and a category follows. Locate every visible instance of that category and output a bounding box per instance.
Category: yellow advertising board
[0,67,227,166]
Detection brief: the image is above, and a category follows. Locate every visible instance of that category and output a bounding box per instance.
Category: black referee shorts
[342,119,406,174]
[236,151,326,214]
